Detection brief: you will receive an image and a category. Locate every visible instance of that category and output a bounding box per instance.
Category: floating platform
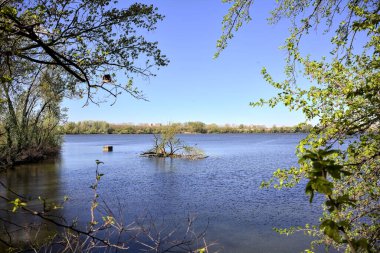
[103,145,113,152]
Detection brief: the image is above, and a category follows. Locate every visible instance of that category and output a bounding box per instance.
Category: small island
[141,126,207,160]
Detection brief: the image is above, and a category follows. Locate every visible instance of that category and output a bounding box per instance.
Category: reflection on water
[150,157,176,172]
[2,158,62,201]
[0,134,324,252]
[0,158,64,250]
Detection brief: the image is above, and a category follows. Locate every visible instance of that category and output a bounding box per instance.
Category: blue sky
[63,0,334,126]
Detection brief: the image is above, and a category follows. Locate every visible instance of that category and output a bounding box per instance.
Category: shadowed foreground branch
[0,161,215,252]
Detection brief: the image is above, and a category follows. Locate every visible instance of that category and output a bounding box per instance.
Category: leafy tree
[142,124,206,160]
[218,0,379,252]
[0,0,168,166]
[0,60,65,165]
[0,0,168,104]
[63,121,77,134]
[152,125,184,157]
[186,121,207,133]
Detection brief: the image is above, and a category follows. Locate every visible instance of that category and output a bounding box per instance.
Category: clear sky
[62,0,335,126]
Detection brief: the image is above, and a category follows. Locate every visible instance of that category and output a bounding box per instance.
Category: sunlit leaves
[215,0,253,58]
[9,198,27,212]
[320,220,341,243]
[218,0,380,251]
[0,0,169,105]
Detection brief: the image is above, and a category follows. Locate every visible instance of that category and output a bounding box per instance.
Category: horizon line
[63,120,310,128]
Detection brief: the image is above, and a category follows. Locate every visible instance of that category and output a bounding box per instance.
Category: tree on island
[218,0,379,252]
[141,125,207,159]
[0,0,168,167]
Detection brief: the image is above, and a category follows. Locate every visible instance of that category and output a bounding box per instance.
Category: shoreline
[61,121,312,135]
[61,131,309,135]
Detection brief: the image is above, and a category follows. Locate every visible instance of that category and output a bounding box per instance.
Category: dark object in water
[103,145,113,152]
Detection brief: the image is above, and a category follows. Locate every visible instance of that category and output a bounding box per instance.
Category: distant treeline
[60,121,312,134]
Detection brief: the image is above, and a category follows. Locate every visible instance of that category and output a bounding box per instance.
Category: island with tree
[141,125,207,159]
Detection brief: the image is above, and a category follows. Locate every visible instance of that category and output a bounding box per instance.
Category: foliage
[151,125,184,157]
[219,0,380,252]
[142,124,206,159]
[0,0,169,104]
[0,61,65,167]
[61,120,312,134]
[0,0,168,167]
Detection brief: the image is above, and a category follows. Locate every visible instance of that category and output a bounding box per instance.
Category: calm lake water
[1,134,324,252]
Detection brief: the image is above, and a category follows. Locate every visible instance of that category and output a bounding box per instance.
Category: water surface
[1,134,323,252]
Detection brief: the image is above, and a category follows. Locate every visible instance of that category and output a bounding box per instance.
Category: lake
[0,134,324,252]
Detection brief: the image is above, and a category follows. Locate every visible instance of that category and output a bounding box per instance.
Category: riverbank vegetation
[0,0,168,168]
[0,64,64,167]
[219,0,380,252]
[61,120,312,134]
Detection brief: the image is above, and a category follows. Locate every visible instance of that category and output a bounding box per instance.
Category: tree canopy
[0,0,168,167]
[218,0,379,252]
[0,0,168,104]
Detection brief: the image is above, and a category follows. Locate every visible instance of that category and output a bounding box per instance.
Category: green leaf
[325,202,335,212]
[318,149,340,157]
[320,220,341,242]
[327,167,341,179]
[340,170,352,176]
[313,178,333,195]
[311,161,323,170]
[9,198,27,212]
[352,238,369,251]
